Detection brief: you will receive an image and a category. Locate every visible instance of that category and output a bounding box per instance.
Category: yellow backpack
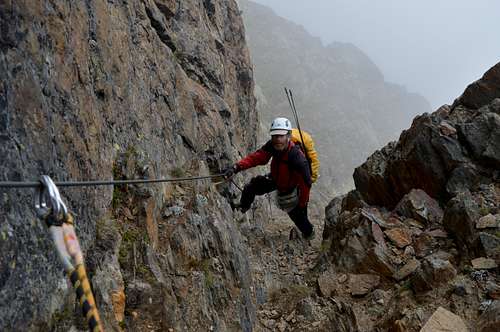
[290,128,319,183]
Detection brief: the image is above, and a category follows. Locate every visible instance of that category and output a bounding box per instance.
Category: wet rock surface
[324,62,500,331]
[1,0,259,330]
[353,64,500,208]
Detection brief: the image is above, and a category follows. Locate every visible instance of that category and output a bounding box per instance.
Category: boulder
[393,258,421,281]
[446,164,488,196]
[425,256,457,284]
[371,222,387,248]
[453,62,500,110]
[413,233,437,258]
[323,195,344,240]
[458,112,500,168]
[420,307,468,332]
[411,255,456,293]
[478,232,500,261]
[317,269,344,297]
[443,191,480,252]
[476,214,499,229]
[426,229,448,238]
[341,190,368,212]
[348,274,380,296]
[365,244,395,277]
[352,63,500,213]
[353,143,398,207]
[384,228,412,248]
[471,257,498,270]
[354,112,466,208]
[394,189,444,225]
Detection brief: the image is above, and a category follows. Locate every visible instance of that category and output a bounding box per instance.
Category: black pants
[240,175,314,237]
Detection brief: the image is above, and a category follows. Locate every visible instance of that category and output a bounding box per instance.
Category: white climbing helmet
[270,117,292,135]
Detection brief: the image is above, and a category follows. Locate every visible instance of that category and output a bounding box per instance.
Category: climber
[223,117,315,240]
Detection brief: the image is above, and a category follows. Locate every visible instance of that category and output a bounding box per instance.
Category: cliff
[0,0,258,330]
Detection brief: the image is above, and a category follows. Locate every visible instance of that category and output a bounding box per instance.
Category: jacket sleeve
[288,147,312,208]
[236,142,272,171]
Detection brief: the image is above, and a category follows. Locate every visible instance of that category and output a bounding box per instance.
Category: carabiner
[32,175,103,331]
[35,175,68,224]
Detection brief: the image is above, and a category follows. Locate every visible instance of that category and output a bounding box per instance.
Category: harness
[276,187,299,212]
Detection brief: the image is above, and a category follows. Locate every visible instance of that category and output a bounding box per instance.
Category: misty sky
[250,0,500,109]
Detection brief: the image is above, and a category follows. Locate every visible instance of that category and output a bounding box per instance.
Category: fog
[250,0,500,109]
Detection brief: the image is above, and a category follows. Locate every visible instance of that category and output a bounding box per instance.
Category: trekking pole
[35,176,103,332]
[284,87,311,170]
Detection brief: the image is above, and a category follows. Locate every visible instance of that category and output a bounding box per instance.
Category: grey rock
[323,195,344,240]
[476,214,499,229]
[366,244,396,277]
[472,257,498,270]
[404,245,416,257]
[443,191,480,251]
[296,298,314,320]
[348,274,380,296]
[446,164,488,195]
[478,232,500,261]
[411,256,456,293]
[394,189,444,225]
[425,256,457,284]
[439,120,457,136]
[458,112,500,168]
[486,281,500,300]
[477,300,500,331]
[453,62,500,109]
[393,258,420,281]
[317,269,338,297]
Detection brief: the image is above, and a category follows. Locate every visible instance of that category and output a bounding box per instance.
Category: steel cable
[0,174,225,189]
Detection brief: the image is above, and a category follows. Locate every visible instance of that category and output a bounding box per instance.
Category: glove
[222,164,239,179]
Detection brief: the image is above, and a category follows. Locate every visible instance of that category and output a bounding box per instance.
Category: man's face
[271,134,289,151]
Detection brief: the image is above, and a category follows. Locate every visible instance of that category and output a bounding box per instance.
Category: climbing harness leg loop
[276,188,299,212]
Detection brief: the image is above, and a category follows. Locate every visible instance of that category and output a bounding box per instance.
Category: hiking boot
[231,202,250,214]
[303,228,315,241]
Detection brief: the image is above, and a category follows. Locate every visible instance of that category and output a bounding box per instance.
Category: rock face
[324,62,500,330]
[0,0,259,330]
[239,0,431,193]
[354,62,500,208]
